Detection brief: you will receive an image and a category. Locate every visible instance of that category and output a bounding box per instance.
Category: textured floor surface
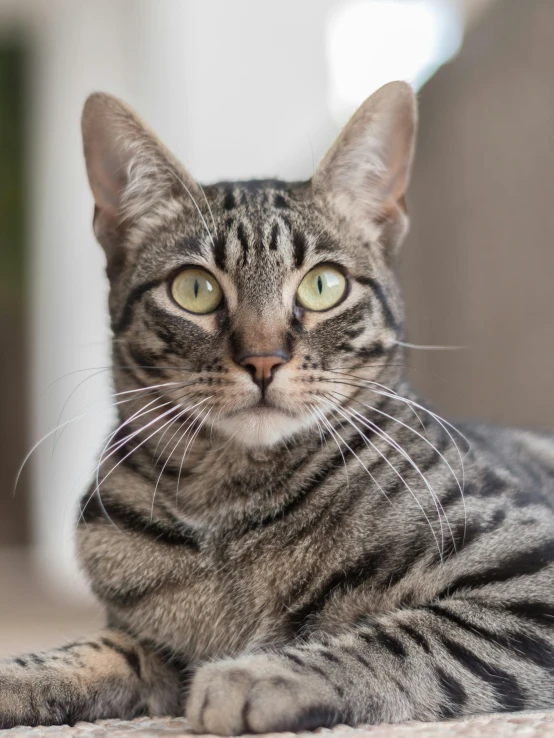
[4,712,554,737]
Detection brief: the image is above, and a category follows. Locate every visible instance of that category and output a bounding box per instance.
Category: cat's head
[82,82,417,448]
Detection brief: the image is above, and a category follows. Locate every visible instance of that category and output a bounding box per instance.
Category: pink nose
[239,354,288,387]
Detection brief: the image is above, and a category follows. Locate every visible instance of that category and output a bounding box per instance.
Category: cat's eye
[296,265,347,312]
[171,268,223,314]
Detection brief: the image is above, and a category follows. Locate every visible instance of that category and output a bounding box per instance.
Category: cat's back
[457,420,554,508]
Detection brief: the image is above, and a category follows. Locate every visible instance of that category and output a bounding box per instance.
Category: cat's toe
[186,655,339,735]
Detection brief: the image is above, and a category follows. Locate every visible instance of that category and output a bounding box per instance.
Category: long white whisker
[324,374,468,548]
[319,396,443,559]
[325,371,470,501]
[12,390,176,497]
[175,407,213,499]
[328,371,471,451]
[54,381,192,454]
[324,396,446,558]
[312,407,350,487]
[162,166,215,248]
[395,340,468,351]
[312,406,400,505]
[152,391,199,459]
[90,390,199,505]
[150,397,213,519]
[332,388,466,546]
[197,182,217,236]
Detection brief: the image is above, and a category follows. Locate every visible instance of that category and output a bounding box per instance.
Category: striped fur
[2,82,554,732]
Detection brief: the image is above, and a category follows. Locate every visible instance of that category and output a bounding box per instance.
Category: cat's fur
[2,82,554,733]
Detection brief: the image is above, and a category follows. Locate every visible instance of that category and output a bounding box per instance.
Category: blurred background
[1,0,553,657]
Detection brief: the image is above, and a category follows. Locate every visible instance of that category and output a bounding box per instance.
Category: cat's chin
[213,407,314,448]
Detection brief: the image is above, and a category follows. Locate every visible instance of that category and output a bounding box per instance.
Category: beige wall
[401,0,554,430]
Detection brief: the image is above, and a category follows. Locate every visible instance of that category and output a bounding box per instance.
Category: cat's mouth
[213,396,313,447]
[227,399,296,418]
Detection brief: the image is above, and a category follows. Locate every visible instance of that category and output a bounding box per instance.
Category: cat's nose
[237,352,289,389]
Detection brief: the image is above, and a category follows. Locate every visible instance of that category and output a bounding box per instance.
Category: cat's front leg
[187,595,554,734]
[0,629,181,728]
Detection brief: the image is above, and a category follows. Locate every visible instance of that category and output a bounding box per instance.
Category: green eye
[296,265,347,311]
[171,268,223,314]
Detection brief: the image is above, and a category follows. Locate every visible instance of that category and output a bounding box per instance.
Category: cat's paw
[186,654,340,735]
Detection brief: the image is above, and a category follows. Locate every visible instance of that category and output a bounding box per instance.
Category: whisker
[324,371,470,491]
[197,182,217,236]
[323,373,469,546]
[12,386,186,497]
[152,391,199,460]
[327,370,471,450]
[330,388,466,545]
[79,393,205,527]
[150,397,213,519]
[161,165,215,248]
[395,340,468,351]
[318,395,443,559]
[311,406,350,488]
[311,406,402,505]
[54,381,191,454]
[175,406,213,501]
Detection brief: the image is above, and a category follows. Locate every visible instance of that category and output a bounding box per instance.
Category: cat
[2,81,554,733]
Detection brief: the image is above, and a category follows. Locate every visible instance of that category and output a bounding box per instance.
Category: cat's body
[2,83,554,733]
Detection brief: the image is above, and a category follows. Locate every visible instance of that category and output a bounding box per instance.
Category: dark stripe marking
[440,540,554,596]
[356,276,397,329]
[440,636,525,711]
[426,603,554,669]
[114,279,163,334]
[269,222,280,250]
[213,233,227,271]
[293,231,307,268]
[503,600,554,628]
[288,548,387,632]
[373,625,407,658]
[397,623,431,653]
[100,638,142,679]
[237,222,249,264]
[315,233,340,254]
[79,492,200,550]
[223,188,236,210]
[436,667,467,718]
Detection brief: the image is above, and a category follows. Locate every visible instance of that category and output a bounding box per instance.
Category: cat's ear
[81,92,200,267]
[312,81,417,255]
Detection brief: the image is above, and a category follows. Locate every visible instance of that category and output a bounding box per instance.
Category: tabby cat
[2,82,554,733]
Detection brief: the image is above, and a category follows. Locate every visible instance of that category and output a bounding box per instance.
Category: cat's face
[82,83,416,447]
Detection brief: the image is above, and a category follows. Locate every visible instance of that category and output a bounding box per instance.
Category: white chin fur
[214,409,314,448]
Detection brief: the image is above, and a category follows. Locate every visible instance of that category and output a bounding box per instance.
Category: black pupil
[194,278,200,298]
[317,275,323,294]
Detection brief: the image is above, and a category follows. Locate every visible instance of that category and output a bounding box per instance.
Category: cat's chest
[85,523,308,661]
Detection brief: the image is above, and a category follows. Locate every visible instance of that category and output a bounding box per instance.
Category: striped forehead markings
[223,188,235,210]
[270,222,280,251]
[293,231,307,268]
[213,232,227,271]
[236,222,249,265]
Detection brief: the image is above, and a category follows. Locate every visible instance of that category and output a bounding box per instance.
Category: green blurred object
[0,43,25,301]
[0,40,28,546]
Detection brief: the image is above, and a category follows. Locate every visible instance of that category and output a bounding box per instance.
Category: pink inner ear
[89,143,128,215]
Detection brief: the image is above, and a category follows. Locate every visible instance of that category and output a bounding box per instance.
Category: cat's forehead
[203,179,324,282]
[210,179,308,212]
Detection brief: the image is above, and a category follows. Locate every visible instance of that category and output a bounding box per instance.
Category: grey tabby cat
[2,81,554,733]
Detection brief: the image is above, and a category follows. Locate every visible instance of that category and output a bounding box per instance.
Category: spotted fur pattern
[2,83,554,732]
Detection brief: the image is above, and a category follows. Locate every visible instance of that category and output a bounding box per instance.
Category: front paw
[186,654,340,735]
